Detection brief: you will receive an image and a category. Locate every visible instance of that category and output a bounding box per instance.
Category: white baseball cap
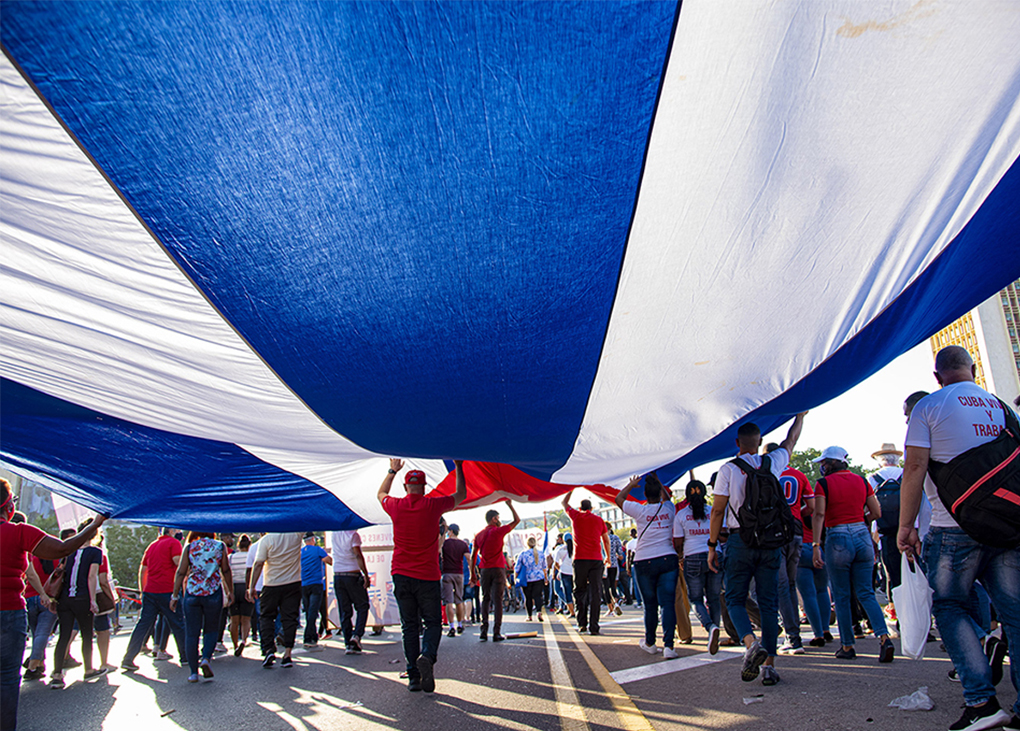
[812,446,850,463]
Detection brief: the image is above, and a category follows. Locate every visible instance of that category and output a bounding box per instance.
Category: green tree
[103,523,159,590]
[789,448,868,485]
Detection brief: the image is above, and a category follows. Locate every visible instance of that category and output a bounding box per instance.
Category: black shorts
[229,583,254,617]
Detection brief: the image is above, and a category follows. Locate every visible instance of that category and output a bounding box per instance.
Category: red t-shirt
[473,524,514,569]
[815,471,874,528]
[23,555,52,600]
[382,494,455,581]
[1,523,46,610]
[566,506,606,561]
[142,535,182,593]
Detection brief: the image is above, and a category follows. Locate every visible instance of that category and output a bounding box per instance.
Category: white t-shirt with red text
[905,381,1013,529]
[673,506,712,556]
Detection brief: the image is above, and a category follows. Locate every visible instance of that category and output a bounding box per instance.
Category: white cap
[812,446,849,463]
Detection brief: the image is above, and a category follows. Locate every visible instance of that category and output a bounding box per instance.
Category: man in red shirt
[766,442,814,655]
[469,502,520,643]
[120,528,187,670]
[379,459,466,693]
[562,490,610,635]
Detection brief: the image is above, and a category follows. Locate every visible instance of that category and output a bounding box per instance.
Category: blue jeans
[334,574,369,645]
[796,541,831,639]
[723,533,781,655]
[183,590,222,674]
[683,552,722,630]
[1,609,27,731]
[123,591,186,663]
[825,523,888,647]
[631,571,643,605]
[26,595,57,662]
[776,536,802,644]
[634,554,679,648]
[392,574,443,678]
[924,527,1020,713]
[301,585,323,644]
[561,575,574,606]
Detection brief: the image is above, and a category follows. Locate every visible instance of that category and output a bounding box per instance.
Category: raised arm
[615,475,641,510]
[452,460,467,507]
[31,514,107,561]
[561,489,573,511]
[778,412,808,454]
[378,458,404,505]
[506,500,520,530]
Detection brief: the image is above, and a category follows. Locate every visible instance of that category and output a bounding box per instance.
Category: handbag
[42,561,65,598]
[95,590,116,615]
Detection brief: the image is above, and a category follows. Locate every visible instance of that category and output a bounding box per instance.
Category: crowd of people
[1,345,1018,731]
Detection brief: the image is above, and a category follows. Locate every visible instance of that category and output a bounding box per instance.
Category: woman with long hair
[171,531,233,682]
[50,518,107,688]
[515,536,548,621]
[617,473,679,658]
[674,480,721,654]
[228,534,254,655]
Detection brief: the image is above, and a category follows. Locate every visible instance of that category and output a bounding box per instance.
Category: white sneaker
[663,647,679,659]
[638,640,658,655]
[154,650,172,661]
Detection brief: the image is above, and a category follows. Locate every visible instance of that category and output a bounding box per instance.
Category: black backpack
[872,474,902,535]
[928,397,1020,549]
[729,455,795,550]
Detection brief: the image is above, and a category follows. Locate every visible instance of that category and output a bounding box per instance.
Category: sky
[449,341,937,537]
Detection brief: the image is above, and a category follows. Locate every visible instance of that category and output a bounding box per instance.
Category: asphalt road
[15,604,1015,731]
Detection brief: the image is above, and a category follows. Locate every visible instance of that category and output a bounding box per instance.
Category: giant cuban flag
[2,1,1019,531]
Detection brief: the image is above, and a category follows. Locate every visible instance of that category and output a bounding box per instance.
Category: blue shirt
[300,544,328,587]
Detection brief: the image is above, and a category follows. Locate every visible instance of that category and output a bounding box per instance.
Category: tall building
[929,279,1020,402]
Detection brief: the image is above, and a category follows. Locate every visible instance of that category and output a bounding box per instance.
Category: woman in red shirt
[810,448,894,663]
[0,479,106,729]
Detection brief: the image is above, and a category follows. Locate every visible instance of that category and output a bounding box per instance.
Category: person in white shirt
[616,473,678,658]
[707,412,806,687]
[247,532,304,669]
[329,529,371,655]
[674,480,721,655]
[898,346,1019,731]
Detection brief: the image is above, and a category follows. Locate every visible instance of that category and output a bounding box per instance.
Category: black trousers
[259,582,301,655]
[573,559,603,633]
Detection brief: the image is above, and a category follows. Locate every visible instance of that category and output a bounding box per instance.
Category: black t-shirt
[61,546,102,599]
[441,537,470,575]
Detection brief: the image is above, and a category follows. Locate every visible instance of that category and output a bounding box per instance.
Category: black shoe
[853,623,865,638]
[823,631,834,642]
[262,653,276,669]
[456,626,463,635]
[834,646,856,660]
[985,636,1007,686]
[120,660,139,672]
[448,628,456,638]
[589,629,600,636]
[83,668,108,681]
[408,677,422,692]
[948,668,960,682]
[577,626,587,634]
[280,657,293,668]
[808,637,826,647]
[23,668,44,681]
[879,638,894,663]
[416,655,435,693]
[479,631,487,642]
[948,698,1011,731]
[492,634,505,642]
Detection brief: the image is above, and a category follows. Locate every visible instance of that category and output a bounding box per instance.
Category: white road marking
[610,648,743,685]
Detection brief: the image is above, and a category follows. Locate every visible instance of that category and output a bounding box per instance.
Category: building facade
[930,278,1020,403]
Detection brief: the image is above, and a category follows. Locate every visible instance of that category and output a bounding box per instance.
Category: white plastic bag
[891,554,932,660]
[888,686,934,711]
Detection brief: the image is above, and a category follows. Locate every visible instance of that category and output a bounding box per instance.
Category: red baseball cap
[405,470,426,486]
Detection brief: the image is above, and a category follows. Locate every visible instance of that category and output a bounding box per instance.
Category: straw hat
[871,442,903,460]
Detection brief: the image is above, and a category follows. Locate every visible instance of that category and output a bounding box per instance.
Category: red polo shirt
[566,506,606,561]
[474,523,514,569]
[382,493,455,581]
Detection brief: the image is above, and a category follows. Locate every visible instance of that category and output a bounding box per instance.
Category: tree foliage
[789,447,868,485]
[103,522,160,590]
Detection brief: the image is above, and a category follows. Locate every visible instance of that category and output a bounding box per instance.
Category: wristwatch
[707,540,717,548]
[812,542,822,547]
[387,469,397,474]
